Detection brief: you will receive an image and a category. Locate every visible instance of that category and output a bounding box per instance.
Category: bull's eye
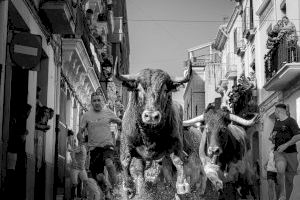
[160,85,169,97]
[220,127,227,132]
[218,127,228,141]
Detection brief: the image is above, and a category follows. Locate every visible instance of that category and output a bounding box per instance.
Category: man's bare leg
[276,160,287,200]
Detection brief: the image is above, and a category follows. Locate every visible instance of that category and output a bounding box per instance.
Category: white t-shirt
[267,150,277,172]
[80,107,118,149]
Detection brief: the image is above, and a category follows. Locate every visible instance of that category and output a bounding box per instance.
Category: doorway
[7,64,29,199]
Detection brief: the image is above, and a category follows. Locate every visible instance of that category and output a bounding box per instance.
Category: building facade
[209,0,300,199]
[255,0,300,199]
[0,0,130,200]
[183,43,211,120]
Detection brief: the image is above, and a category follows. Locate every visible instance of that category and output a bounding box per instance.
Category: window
[249,0,254,29]
[266,24,272,35]
[234,28,238,53]
[242,0,254,36]
[187,104,190,119]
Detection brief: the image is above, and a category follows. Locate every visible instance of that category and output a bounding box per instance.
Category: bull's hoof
[176,179,190,194]
[123,180,136,199]
[215,181,223,191]
[208,175,223,191]
[174,193,181,200]
[123,186,135,199]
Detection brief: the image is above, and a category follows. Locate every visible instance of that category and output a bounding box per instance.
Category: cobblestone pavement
[113,181,218,200]
[112,163,219,200]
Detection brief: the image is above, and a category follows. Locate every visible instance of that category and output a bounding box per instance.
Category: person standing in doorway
[270,103,300,200]
[79,91,122,199]
[4,103,32,199]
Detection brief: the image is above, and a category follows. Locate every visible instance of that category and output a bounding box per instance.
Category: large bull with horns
[114,58,192,199]
[183,104,257,194]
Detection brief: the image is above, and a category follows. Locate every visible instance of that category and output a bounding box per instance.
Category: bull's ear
[168,82,185,92]
[114,56,137,91]
[169,64,192,91]
[122,80,138,91]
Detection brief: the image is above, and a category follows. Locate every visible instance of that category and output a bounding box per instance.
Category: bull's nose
[142,110,162,124]
[207,146,221,156]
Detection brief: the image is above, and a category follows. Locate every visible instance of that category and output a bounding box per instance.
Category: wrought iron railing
[264,36,299,81]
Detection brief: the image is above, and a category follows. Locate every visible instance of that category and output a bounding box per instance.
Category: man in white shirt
[79,92,122,199]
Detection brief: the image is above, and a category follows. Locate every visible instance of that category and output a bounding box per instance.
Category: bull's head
[114,57,191,126]
[183,104,257,165]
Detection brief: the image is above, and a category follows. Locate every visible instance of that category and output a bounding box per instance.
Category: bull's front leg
[120,140,134,199]
[203,163,223,191]
[161,156,175,187]
[129,158,145,197]
[199,131,223,191]
[170,153,190,195]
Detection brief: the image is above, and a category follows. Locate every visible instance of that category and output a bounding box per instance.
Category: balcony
[234,28,245,57]
[264,36,300,91]
[61,38,101,106]
[242,4,255,41]
[244,28,255,41]
[236,39,246,57]
[108,17,123,43]
[41,0,75,34]
[226,64,237,80]
[225,53,238,79]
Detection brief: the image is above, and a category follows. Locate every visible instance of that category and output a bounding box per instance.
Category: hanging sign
[9,32,42,70]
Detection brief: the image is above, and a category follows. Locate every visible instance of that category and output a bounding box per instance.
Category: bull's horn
[114,56,136,82]
[172,60,192,84]
[183,114,204,127]
[229,113,258,126]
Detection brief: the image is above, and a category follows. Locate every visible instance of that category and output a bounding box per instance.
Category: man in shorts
[270,103,300,200]
[79,92,122,199]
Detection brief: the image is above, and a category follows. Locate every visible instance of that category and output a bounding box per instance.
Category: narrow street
[1,0,300,200]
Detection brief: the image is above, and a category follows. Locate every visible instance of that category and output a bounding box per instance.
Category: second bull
[183,104,258,198]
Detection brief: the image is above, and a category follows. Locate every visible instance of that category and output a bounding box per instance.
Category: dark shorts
[267,171,277,183]
[89,146,115,178]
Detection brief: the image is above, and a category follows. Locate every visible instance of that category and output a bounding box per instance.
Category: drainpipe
[53,114,60,200]
[0,0,8,188]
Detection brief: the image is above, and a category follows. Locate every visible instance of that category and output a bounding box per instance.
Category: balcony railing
[264,36,299,82]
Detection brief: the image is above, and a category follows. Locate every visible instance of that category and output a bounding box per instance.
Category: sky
[126,0,235,105]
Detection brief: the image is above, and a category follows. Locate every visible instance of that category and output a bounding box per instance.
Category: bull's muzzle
[142,110,162,124]
[207,146,221,158]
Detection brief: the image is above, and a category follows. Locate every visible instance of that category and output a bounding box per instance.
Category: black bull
[114,59,193,199]
[183,104,258,195]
